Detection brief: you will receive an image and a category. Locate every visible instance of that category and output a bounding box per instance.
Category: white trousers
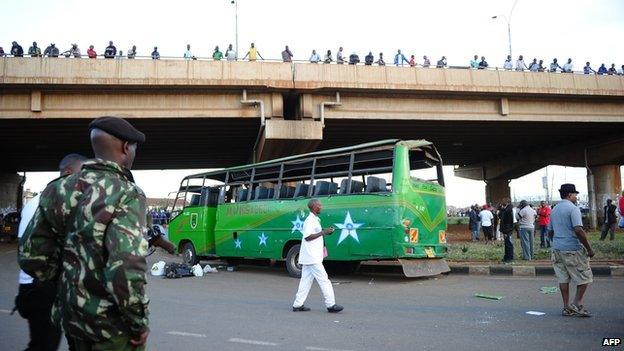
[293,263,335,308]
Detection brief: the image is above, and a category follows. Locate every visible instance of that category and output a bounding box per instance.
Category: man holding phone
[292,199,344,313]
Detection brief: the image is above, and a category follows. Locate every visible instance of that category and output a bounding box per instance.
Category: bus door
[179,187,220,256]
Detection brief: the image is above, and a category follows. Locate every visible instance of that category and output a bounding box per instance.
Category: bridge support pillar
[485,179,510,204]
[254,120,323,162]
[588,165,622,228]
[0,172,24,212]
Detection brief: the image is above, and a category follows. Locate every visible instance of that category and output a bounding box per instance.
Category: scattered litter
[333,320,340,323]
[150,261,166,276]
[474,293,504,300]
[164,262,194,279]
[203,264,218,273]
[539,286,558,294]
[526,311,546,316]
[191,264,204,277]
[226,266,237,272]
[331,281,352,286]
[368,278,375,285]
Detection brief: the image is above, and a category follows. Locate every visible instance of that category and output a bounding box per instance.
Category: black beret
[89,116,145,143]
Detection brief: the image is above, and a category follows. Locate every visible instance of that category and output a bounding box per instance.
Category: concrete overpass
[1,57,623,222]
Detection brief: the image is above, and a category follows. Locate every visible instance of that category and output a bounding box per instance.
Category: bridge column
[254,120,323,162]
[0,173,24,211]
[485,179,511,204]
[588,165,622,227]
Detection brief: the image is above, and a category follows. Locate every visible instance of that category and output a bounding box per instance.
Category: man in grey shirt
[518,200,537,260]
[548,184,594,317]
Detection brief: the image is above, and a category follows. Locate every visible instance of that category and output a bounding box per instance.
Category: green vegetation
[447,217,470,225]
[447,232,624,262]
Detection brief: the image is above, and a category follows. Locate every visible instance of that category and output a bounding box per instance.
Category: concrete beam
[254,120,323,162]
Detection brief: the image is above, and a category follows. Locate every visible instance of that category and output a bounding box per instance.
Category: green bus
[167,139,449,277]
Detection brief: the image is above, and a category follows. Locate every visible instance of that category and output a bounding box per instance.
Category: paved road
[1,244,622,351]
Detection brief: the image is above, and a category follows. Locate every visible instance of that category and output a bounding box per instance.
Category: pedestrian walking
[292,199,343,313]
[548,183,594,317]
[479,206,494,242]
[20,116,150,349]
[518,200,537,260]
[537,201,552,248]
[599,199,617,241]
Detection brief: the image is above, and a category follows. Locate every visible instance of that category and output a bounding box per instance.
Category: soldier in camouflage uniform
[20,117,150,350]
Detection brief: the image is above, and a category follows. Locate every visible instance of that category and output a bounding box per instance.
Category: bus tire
[285,244,302,278]
[181,242,198,266]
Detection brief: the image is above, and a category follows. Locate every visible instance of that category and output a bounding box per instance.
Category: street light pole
[492,0,519,59]
[231,0,239,58]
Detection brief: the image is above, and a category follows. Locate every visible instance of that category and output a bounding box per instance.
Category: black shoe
[327,304,344,313]
[292,305,311,312]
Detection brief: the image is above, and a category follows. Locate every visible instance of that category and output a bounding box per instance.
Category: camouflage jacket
[19,159,149,342]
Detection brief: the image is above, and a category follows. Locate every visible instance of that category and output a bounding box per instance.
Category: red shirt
[87,48,97,58]
[537,206,551,226]
[619,196,624,215]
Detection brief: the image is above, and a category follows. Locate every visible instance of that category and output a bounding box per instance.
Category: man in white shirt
[292,199,343,313]
[562,58,573,73]
[183,44,193,60]
[479,206,494,241]
[503,55,513,70]
[225,44,237,61]
[15,153,87,351]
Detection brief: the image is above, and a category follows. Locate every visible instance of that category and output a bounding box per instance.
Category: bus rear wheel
[285,244,302,278]
[181,242,198,266]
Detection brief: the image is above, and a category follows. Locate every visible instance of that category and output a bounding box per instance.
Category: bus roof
[184,139,435,181]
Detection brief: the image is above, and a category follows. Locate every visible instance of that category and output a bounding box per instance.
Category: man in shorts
[548,183,594,317]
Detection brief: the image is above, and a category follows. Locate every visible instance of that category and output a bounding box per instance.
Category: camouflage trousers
[71,335,145,351]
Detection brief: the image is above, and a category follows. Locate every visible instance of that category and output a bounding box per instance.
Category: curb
[449,265,621,277]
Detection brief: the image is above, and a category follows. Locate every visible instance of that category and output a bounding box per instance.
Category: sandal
[562,306,577,317]
[571,304,592,317]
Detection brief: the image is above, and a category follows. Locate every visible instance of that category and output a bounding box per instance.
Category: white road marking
[228,338,278,346]
[0,309,12,314]
[166,331,207,338]
[306,347,353,351]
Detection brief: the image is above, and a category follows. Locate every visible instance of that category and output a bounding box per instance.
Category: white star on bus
[335,211,364,245]
[258,233,268,246]
[291,215,304,234]
[234,238,242,249]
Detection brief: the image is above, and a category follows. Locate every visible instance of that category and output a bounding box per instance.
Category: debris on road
[474,293,504,300]
[539,286,559,294]
[151,261,166,276]
[191,264,204,277]
[525,311,546,316]
[203,264,218,273]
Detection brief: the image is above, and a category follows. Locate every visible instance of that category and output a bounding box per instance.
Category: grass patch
[446,231,624,261]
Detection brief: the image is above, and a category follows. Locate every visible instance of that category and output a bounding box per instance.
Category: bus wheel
[285,244,302,278]
[181,242,198,266]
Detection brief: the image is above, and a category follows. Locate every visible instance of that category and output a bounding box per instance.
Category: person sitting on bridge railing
[225,44,236,61]
[365,51,374,65]
[470,55,479,69]
[28,42,41,57]
[242,42,263,61]
[11,41,24,57]
[336,47,345,64]
[376,52,386,66]
[515,55,527,71]
[607,64,617,75]
[394,49,409,66]
[550,58,562,72]
[422,55,430,67]
[436,56,447,68]
[151,46,160,60]
[583,62,596,74]
[503,55,513,70]
[127,45,137,59]
[281,45,293,62]
[87,45,97,58]
[309,50,321,63]
[349,52,360,65]
[324,50,333,64]
[43,43,59,57]
[479,56,489,69]
[104,41,117,58]
[562,58,573,73]
[213,46,223,60]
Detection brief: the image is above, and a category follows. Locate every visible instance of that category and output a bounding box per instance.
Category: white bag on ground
[203,264,218,273]
[150,261,166,276]
[191,264,204,277]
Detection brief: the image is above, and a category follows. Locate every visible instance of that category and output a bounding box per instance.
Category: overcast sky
[6,0,624,206]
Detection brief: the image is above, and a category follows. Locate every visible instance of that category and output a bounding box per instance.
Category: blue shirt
[547,199,583,251]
